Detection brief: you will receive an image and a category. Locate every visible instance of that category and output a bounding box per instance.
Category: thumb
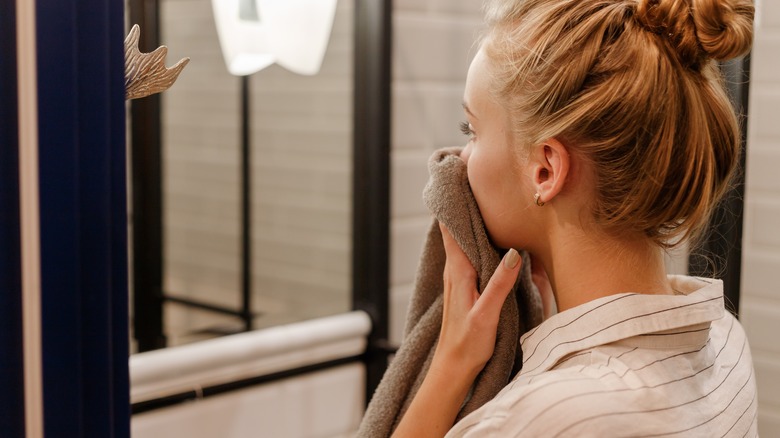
[474,249,522,320]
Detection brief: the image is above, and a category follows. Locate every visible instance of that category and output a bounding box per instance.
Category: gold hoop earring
[534,192,545,207]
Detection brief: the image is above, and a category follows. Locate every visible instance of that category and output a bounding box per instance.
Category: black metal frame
[240,75,254,330]
[688,55,751,317]
[130,0,166,352]
[351,0,393,403]
[129,0,393,401]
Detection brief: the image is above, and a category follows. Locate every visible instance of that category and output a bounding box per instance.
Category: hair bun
[634,0,753,64]
[691,0,753,60]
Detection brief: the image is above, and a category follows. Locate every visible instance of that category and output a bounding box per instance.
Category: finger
[439,223,478,313]
[473,248,522,321]
[439,222,476,279]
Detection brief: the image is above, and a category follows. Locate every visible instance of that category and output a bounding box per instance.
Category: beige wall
[740,0,780,434]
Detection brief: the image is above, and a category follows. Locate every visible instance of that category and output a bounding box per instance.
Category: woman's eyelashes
[460,121,475,140]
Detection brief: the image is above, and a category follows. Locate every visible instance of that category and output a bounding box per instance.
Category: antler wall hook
[124,24,190,100]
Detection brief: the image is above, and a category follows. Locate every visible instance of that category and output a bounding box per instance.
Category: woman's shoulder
[448,366,623,437]
[448,313,758,437]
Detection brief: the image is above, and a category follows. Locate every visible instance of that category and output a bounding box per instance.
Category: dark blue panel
[37,0,83,434]
[0,1,25,437]
[36,0,128,436]
[76,0,113,434]
[75,0,129,435]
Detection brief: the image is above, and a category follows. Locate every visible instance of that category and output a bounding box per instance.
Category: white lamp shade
[211,0,275,76]
[258,0,337,76]
[211,0,337,77]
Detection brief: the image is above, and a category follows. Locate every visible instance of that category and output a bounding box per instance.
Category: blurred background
[2,0,778,436]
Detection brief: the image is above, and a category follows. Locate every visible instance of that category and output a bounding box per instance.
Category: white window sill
[130,311,372,404]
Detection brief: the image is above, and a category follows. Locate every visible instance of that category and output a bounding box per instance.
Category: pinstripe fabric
[446,276,758,437]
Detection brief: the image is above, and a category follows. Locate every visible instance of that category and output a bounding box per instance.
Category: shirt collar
[518,276,724,378]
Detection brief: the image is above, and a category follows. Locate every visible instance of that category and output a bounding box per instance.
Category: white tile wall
[741,0,780,434]
[393,0,483,15]
[389,4,484,345]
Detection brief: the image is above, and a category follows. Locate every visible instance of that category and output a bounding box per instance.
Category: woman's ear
[531,138,570,205]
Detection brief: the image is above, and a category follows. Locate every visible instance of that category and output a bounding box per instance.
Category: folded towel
[357,147,543,437]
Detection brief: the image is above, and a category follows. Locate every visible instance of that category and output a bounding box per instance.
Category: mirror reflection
[132,0,354,349]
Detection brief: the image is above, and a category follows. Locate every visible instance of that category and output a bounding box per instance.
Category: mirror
[130,0,355,351]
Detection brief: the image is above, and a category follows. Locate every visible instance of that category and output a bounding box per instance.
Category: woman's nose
[460,143,472,163]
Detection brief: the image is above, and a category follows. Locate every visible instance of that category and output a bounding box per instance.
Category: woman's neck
[538,226,674,314]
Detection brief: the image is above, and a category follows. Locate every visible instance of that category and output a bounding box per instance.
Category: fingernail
[504,248,520,269]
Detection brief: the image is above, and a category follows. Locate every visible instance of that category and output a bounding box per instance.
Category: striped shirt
[446,276,758,437]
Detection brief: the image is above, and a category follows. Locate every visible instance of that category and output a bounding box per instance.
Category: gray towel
[357,147,543,437]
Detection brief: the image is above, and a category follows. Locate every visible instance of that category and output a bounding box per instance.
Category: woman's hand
[392,223,522,438]
[432,222,523,379]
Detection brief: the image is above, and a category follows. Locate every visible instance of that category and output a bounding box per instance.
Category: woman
[393,0,757,436]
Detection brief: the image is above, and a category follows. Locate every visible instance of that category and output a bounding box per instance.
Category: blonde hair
[482,0,754,247]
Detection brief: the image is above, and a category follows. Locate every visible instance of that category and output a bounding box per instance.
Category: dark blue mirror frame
[1,0,130,436]
[0,1,24,435]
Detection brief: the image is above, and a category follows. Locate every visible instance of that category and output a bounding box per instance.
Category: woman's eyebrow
[462,101,478,119]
